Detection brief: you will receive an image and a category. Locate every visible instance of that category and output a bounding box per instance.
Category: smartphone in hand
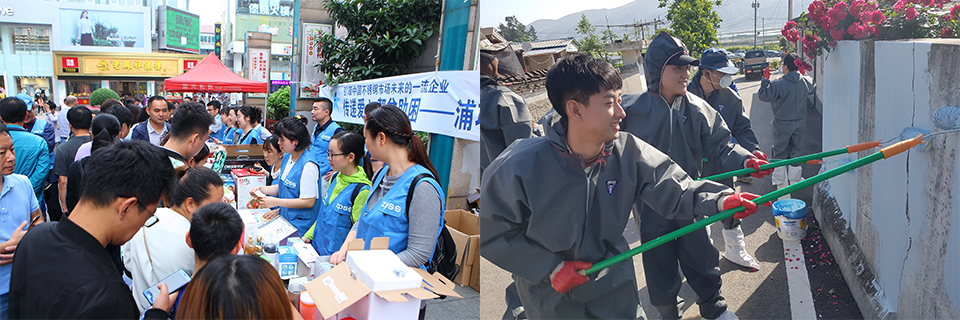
[143,269,191,305]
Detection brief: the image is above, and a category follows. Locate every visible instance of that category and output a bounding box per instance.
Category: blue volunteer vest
[312,173,369,255]
[210,115,227,141]
[356,165,445,268]
[308,121,341,175]
[278,153,322,235]
[238,125,265,145]
[222,127,237,145]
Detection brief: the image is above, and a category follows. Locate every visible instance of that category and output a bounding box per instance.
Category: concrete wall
[813,39,960,320]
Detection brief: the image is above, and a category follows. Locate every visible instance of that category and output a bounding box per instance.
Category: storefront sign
[234,14,294,43]
[237,0,294,17]
[299,23,332,99]
[331,71,481,141]
[159,5,200,54]
[1,7,14,16]
[58,8,146,49]
[54,52,204,77]
[61,57,79,73]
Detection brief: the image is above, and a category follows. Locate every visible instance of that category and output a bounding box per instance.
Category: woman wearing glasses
[301,131,372,256]
[329,105,445,270]
[122,166,225,313]
[250,117,321,235]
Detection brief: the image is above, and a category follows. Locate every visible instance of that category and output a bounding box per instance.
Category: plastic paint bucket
[772,199,807,241]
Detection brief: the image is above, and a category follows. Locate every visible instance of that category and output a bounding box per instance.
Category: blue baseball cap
[699,48,738,74]
[14,93,33,109]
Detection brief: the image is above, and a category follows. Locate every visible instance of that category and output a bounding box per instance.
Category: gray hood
[644,32,693,94]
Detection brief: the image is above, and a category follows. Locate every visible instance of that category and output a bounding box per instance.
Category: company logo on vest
[380,202,402,213]
[336,203,351,212]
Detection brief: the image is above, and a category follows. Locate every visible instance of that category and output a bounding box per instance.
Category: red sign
[183,60,198,71]
[62,57,78,68]
[62,57,79,73]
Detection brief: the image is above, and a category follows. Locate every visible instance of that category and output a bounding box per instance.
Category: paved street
[480,73,861,319]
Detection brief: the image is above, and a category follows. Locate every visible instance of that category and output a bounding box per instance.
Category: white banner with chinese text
[330,70,480,141]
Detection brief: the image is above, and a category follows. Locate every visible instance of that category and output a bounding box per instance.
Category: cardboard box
[223,144,265,159]
[305,238,461,320]
[469,259,479,291]
[277,246,299,279]
[444,209,480,287]
[232,168,266,210]
[346,250,423,292]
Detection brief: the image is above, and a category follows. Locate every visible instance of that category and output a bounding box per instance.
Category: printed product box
[231,168,266,210]
[277,246,299,279]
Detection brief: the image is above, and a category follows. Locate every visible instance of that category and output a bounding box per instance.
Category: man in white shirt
[57,96,76,143]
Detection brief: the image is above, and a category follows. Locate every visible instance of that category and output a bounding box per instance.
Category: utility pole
[762,18,765,49]
[789,0,794,20]
[752,0,760,49]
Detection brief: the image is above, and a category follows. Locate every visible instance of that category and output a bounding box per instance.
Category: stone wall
[813,39,960,320]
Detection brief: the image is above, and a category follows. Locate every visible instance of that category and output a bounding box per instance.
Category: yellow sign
[87,57,177,75]
[53,51,204,77]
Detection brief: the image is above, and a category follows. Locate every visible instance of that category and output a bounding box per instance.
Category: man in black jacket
[10,140,178,319]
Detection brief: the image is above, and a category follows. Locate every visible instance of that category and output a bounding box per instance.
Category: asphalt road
[480,73,861,319]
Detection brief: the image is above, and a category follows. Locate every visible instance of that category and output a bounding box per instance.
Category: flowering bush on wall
[782,0,960,60]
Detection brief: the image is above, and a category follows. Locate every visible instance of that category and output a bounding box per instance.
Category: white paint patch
[460,141,481,192]
[822,40,862,233]
[784,240,817,319]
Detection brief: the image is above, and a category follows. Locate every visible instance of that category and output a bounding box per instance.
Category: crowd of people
[480,31,814,320]
[0,90,449,318]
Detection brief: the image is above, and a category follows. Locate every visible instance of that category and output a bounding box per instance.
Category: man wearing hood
[758,53,815,194]
[479,51,536,320]
[619,32,773,320]
[480,53,768,319]
[480,52,535,173]
[687,48,764,270]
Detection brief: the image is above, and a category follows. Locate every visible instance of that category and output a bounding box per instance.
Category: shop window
[12,26,51,53]
[64,80,102,105]
[15,77,52,100]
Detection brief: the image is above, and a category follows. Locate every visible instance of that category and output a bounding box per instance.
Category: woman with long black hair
[329,105,444,269]
[249,116,320,235]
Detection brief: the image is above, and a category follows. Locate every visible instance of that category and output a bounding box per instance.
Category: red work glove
[745,157,774,178]
[723,192,772,219]
[752,150,768,161]
[550,261,592,293]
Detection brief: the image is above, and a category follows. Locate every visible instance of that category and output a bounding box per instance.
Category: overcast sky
[191,0,224,25]
[480,0,636,28]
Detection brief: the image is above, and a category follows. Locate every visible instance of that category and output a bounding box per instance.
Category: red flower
[952,4,960,18]
[920,0,933,7]
[785,21,797,30]
[894,0,907,12]
[943,27,954,38]
[850,0,865,17]
[863,1,878,12]
[906,6,918,19]
[872,11,886,24]
[831,29,846,40]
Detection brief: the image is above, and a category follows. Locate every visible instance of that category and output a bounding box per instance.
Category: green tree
[89,88,120,107]
[499,16,538,42]
[265,86,290,121]
[660,0,722,57]
[313,0,441,85]
[576,15,605,59]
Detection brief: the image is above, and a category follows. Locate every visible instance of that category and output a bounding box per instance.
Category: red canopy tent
[164,53,268,93]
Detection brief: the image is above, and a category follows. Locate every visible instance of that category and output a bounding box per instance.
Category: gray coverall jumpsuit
[757,70,815,160]
[480,74,535,319]
[480,115,733,319]
[688,71,762,229]
[619,32,754,320]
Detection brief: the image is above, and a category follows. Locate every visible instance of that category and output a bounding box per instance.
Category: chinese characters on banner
[300,23,332,99]
[331,71,480,141]
[247,48,270,83]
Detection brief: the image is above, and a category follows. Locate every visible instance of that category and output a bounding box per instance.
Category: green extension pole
[583,135,922,275]
[697,140,881,182]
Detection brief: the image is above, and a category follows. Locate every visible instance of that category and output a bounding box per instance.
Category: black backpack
[404,173,460,282]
